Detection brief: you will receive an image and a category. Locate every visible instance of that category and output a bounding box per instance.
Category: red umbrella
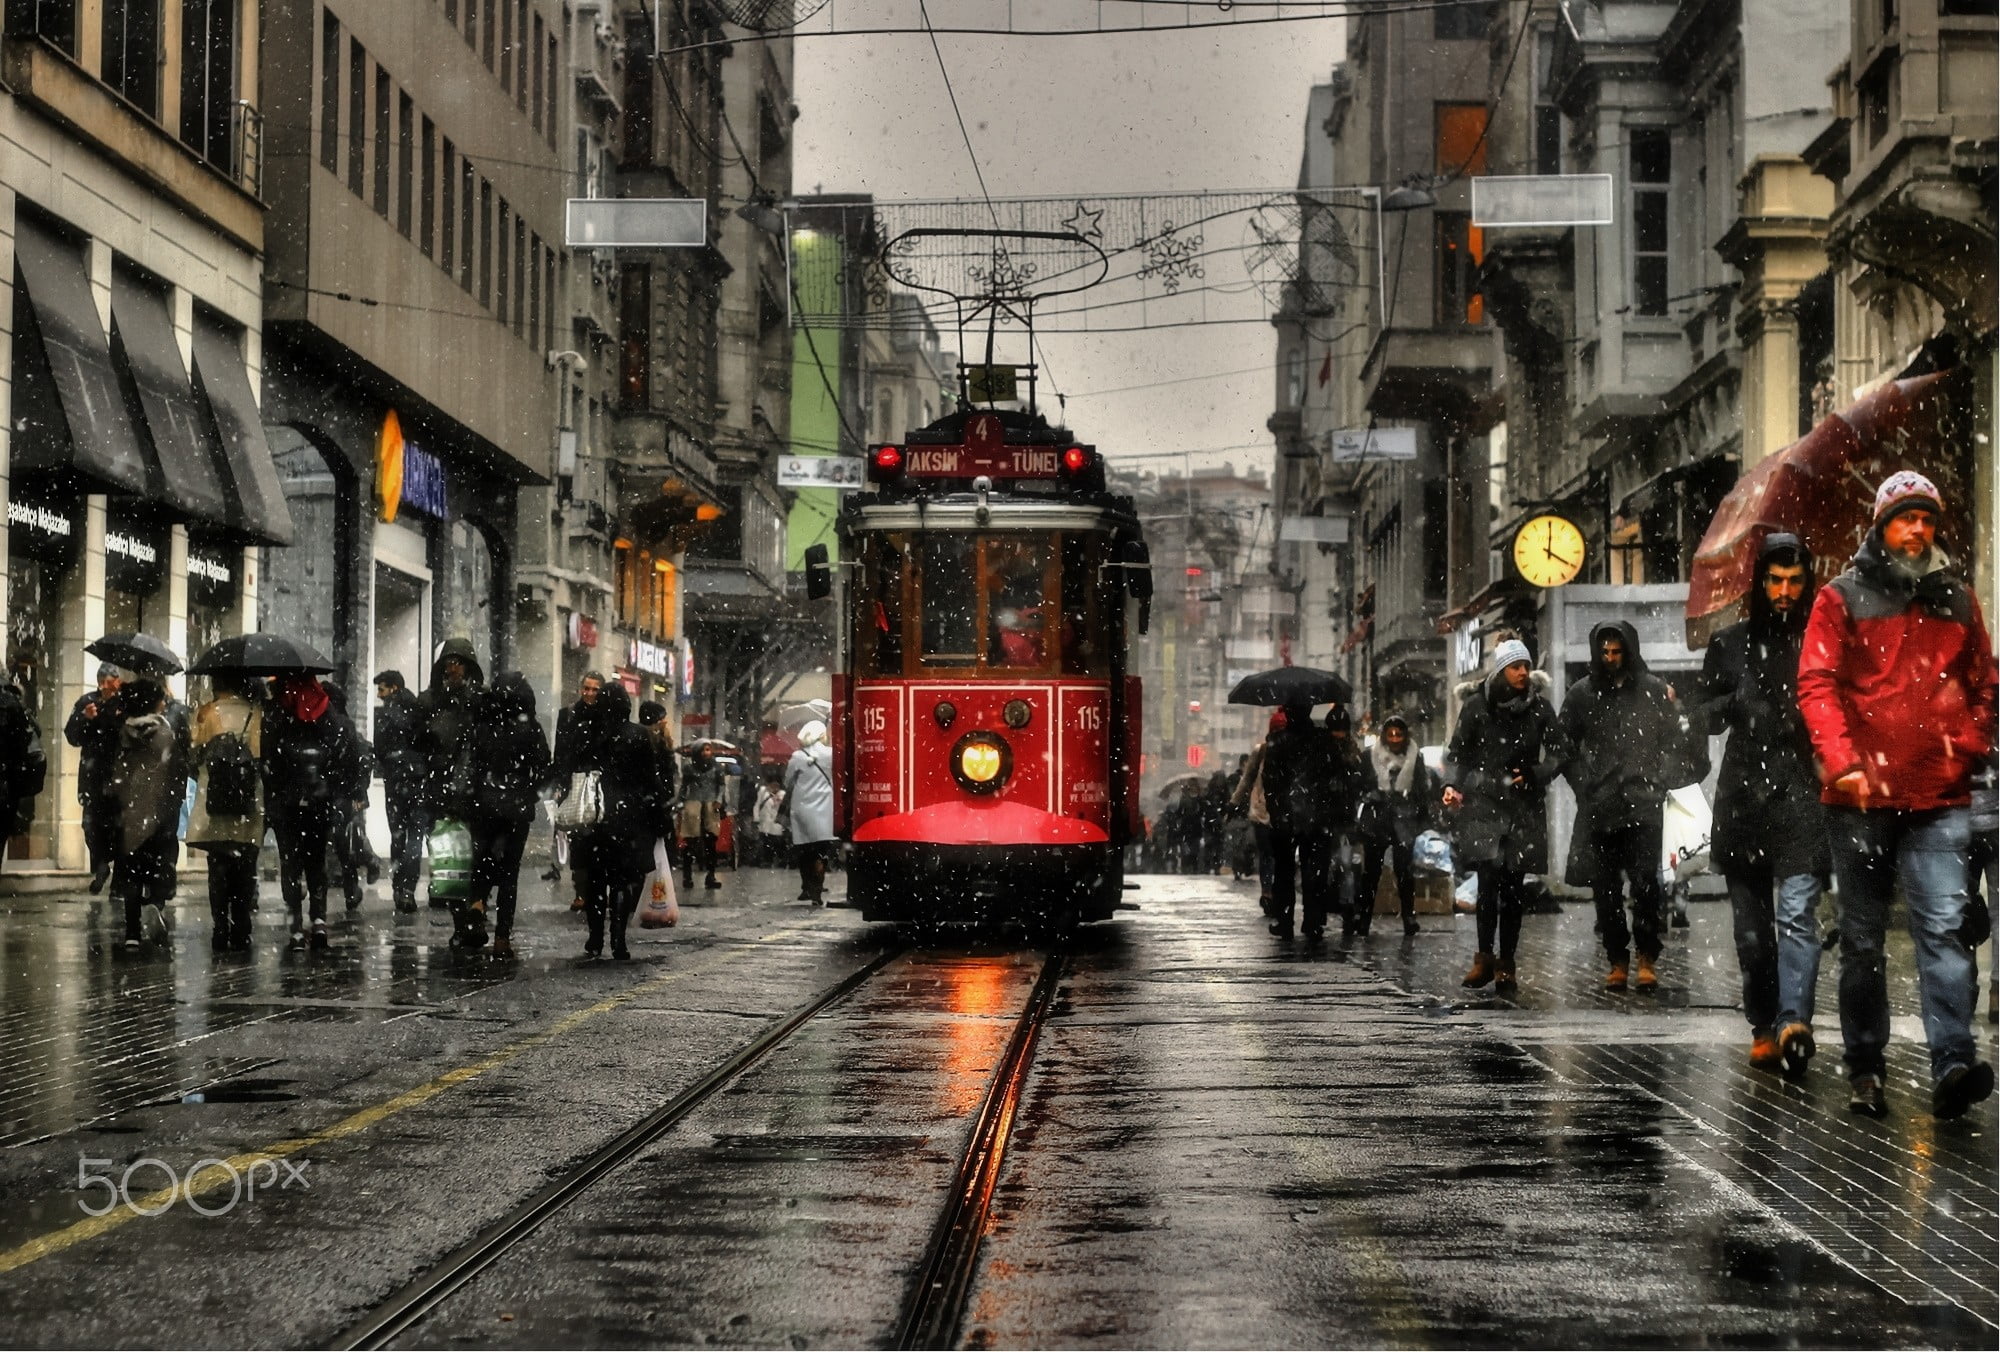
[759,728,800,764]
[1685,371,1967,647]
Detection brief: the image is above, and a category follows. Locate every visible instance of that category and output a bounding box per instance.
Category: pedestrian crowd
[14,632,838,964]
[1216,472,1996,1122]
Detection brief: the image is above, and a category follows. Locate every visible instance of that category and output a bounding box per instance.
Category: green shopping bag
[426,818,475,904]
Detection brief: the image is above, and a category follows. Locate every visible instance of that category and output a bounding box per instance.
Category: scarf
[1371,738,1418,796]
[275,674,329,723]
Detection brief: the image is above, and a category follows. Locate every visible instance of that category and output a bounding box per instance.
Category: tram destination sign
[903,445,1063,479]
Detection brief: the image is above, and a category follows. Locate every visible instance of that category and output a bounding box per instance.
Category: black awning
[189,312,294,546]
[109,267,233,528]
[9,214,150,495]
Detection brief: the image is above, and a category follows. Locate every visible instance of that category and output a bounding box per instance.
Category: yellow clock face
[1513,514,1585,588]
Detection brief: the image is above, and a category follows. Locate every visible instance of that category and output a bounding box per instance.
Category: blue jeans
[1727,870,1821,1032]
[1828,806,1979,1082]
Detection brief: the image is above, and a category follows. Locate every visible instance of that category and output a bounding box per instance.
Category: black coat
[571,688,661,883]
[64,690,125,796]
[1445,670,1566,874]
[1358,746,1440,848]
[1261,726,1362,835]
[468,675,555,823]
[1560,621,1691,885]
[374,687,422,802]
[413,638,486,818]
[261,703,361,815]
[1693,561,1831,879]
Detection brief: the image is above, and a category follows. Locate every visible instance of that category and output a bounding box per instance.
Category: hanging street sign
[777,455,866,489]
[1279,515,1351,544]
[1327,426,1418,462]
[566,199,707,248]
[1471,174,1616,228]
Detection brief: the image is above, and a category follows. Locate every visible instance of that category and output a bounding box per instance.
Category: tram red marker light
[1062,446,1092,473]
[870,445,904,478]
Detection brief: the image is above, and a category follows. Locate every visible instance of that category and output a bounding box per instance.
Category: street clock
[1512,514,1585,588]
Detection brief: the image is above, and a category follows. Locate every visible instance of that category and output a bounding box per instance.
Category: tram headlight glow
[951,732,1013,794]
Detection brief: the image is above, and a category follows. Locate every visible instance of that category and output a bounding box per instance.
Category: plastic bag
[1412,829,1454,875]
[1453,872,1479,914]
[638,837,678,928]
[426,818,475,903]
[1661,784,1712,882]
[553,771,604,830]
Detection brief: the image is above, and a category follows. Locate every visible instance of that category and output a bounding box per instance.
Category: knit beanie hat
[1872,469,1943,527]
[1492,638,1533,672]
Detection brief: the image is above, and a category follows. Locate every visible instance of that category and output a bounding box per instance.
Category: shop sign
[7,494,81,566]
[628,637,670,677]
[187,539,239,607]
[566,611,600,650]
[377,410,450,522]
[105,513,167,595]
[679,639,695,698]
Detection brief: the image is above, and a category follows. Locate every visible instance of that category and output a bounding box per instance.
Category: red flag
[1316,351,1333,387]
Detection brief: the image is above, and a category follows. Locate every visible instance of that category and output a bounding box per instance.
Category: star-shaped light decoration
[1061,201,1104,244]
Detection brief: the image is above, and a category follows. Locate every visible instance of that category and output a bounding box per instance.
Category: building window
[482,0,495,69]
[445,0,457,20]
[479,180,493,307]
[531,12,545,132]
[101,0,161,118]
[463,0,477,48]
[516,0,529,109]
[620,264,651,406]
[546,34,559,147]
[347,38,366,195]
[1630,126,1670,316]
[528,231,541,346]
[441,138,457,271]
[373,67,391,215]
[460,159,477,292]
[1435,102,1488,178]
[8,0,80,54]
[1433,0,1497,40]
[1436,212,1485,325]
[1859,66,1890,147]
[419,116,436,255]
[179,0,237,169]
[514,217,527,337]
[624,14,654,166]
[320,10,340,171]
[396,93,415,237]
[496,201,510,324]
[1421,479,1448,600]
[1532,26,1562,175]
[544,247,557,352]
[499,0,512,92]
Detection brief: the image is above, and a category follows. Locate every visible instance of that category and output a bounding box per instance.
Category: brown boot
[1494,957,1517,993]
[1605,962,1629,991]
[1461,951,1498,988]
[1634,954,1658,991]
[1749,1029,1782,1071]
[1776,1022,1815,1081]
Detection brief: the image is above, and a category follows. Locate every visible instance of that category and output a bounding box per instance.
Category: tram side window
[856,536,905,676]
[985,535,1051,669]
[920,534,979,665]
[1060,532,1108,676]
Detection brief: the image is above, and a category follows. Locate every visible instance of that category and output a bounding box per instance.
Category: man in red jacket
[1799,470,1998,1120]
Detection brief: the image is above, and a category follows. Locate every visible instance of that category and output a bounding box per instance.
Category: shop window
[1630,127,1670,316]
[1435,102,1488,178]
[1436,212,1485,325]
[620,265,651,406]
[101,0,161,118]
[179,0,237,170]
[319,10,339,171]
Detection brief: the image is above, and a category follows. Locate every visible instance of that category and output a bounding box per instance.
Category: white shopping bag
[638,837,679,928]
[1661,784,1713,882]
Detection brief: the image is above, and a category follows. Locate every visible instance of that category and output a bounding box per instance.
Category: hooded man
[105,679,179,948]
[413,639,487,909]
[373,669,424,911]
[1694,533,1830,1077]
[1444,639,1568,992]
[1560,618,1686,992]
[1799,470,1997,1120]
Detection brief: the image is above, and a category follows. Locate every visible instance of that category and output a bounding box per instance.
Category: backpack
[205,727,259,817]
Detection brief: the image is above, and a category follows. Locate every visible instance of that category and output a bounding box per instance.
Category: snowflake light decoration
[1136,222,1205,294]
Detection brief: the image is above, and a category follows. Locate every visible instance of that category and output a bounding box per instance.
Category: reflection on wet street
[0,866,1990,1348]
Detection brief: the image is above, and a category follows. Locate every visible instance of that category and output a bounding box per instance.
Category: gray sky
[792,1,1348,479]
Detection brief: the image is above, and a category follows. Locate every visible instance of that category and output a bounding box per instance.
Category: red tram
[806,407,1153,931]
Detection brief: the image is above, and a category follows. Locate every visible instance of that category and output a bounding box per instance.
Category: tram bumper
[848,801,1121,924]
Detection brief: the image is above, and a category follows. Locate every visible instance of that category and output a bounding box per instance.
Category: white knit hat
[1492,639,1533,672]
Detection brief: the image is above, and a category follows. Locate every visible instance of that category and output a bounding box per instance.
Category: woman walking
[1356,715,1440,937]
[465,672,554,957]
[676,742,727,891]
[105,679,181,951]
[570,684,661,959]
[785,721,837,904]
[263,672,358,950]
[1443,640,1568,993]
[187,675,265,952]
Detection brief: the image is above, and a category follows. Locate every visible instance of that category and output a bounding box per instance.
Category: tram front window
[919,535,979,664]
[985,536,1050,668]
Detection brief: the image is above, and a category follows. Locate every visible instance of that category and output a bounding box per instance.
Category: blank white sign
[566,199,707,248]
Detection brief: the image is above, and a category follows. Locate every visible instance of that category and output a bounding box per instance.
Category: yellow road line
[0,921,823,1277]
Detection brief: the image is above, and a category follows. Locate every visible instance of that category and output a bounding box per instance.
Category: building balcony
[1360,326,1495,430]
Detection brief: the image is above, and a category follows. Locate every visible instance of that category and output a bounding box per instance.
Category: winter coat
[186,693,264,849]
[570,685,661,884]
[784,743,837,845]
[0,682,45,834]
[1560,621,1689,885]
[468,673,555,824]
[413,638,486,818]
[1799,532,1998,812]
[1692,537,1830,878]
[754,783,786,837]
[1358,741,1440,848]
[262,698,361,817]
[1231,741,1271,827]
[373,687,423,804]
[1444,669,1566,874]
[1261,724,1362,835]
[64,689,125,797]
[107,710,178,853]
[678,754,727,807]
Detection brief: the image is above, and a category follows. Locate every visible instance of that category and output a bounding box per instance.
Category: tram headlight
[951,731,1013,795]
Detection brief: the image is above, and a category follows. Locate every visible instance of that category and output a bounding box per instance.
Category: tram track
[329,941,1067,1352]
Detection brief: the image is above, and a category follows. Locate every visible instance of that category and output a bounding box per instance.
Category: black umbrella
[1227,665,1353,708]
[189,633,335,677]
[86,632,183,676]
